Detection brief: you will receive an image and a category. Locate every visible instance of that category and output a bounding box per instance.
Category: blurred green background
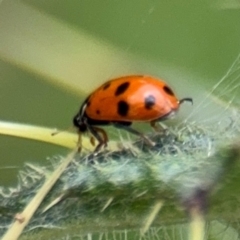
[0,0,239,185]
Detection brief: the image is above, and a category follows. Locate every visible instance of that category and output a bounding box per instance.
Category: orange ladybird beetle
[73,75,192,152]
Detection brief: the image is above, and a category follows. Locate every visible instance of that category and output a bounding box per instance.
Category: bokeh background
[0,0,240,185]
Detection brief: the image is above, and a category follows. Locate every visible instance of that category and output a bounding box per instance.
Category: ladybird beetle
[73,75,192,152]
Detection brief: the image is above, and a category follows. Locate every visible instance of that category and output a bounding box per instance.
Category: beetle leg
[113,123,155,147]
[90,135,96,146]
[92,126,109,146]
[88,126,108,153]
[150,120,168,133]
[150,121,161,131]
[77,132,82,152]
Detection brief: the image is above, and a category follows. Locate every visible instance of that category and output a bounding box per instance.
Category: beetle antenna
[51,126,74,136]
[179,98,193,105]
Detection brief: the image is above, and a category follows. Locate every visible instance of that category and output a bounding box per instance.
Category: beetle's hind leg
[150,120,165,132]
[113,122,155,147]
[150,121,160,131]
[150,120,167,132]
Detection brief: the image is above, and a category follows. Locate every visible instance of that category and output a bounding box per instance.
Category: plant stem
[2,148,77,240]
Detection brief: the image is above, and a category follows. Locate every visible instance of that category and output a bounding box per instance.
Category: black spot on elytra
[163,85,174,96]
[96,110,100,115]
[103,82,111,90]
[144,95,156,109]
[115,82,130,96]
[117,101,129,116]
